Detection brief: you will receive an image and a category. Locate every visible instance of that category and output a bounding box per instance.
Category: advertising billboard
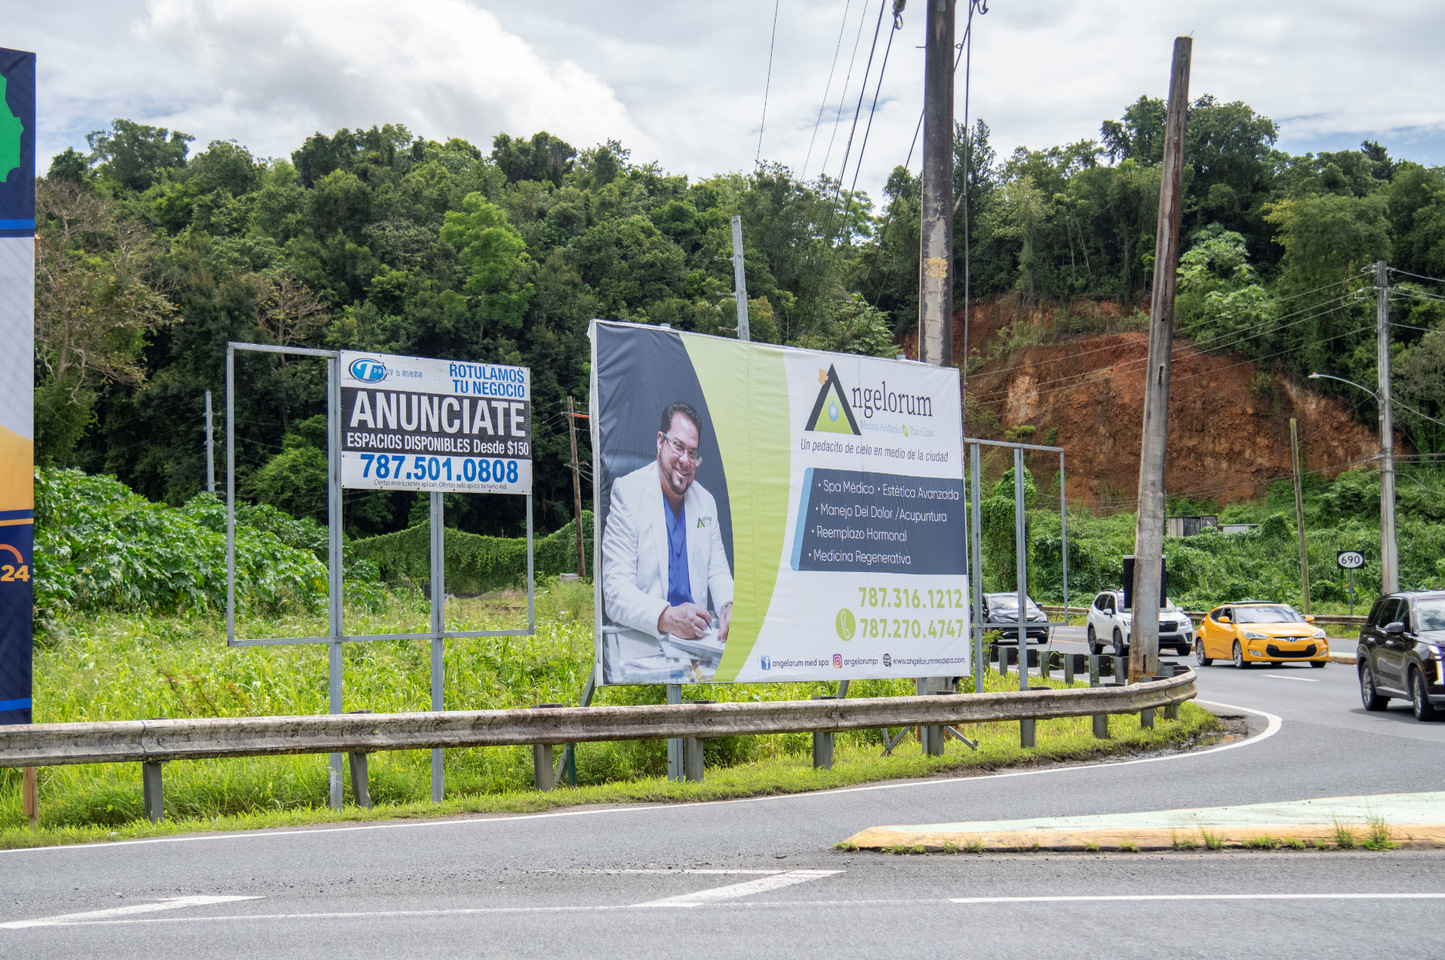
[339,350,531,495]
[0,47,33,724]
[591,320,968,685]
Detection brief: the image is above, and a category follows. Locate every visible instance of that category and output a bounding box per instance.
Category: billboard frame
[224,341,535,808]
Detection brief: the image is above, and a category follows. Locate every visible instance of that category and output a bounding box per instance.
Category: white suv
[1086,590,1195,657]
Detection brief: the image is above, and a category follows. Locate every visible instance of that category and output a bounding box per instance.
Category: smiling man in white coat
[602,401,734,661]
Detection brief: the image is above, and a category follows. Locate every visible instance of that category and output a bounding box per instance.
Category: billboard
[0,47,33,724]
[591,321,968,685]
[339,350,531,495]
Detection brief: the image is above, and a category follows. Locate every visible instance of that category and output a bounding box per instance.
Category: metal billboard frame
[224,341,535,808]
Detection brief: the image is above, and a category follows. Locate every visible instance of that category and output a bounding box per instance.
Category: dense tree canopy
[35,96,1445,539]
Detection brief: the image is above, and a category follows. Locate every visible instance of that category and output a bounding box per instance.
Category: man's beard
[663,463,692,498]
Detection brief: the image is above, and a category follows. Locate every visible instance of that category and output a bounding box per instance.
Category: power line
[834,0,890,200]
[818,0,871,180]
[800,0,852,181]
[755,0,781,164]
[1388,266,1445,286]
[846,2,904,199]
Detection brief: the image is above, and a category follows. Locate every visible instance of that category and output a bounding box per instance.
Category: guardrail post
[666,684,684,782]
[1089,655,1108,739]
[683,737,704,782]
[22,766,37,830]
[999,645,1009,679]
[1160,663,1179,719]
[533,704,564,791]
[348,753,371,808]
[917,679,952,755]
[1040,653,1051,681]
[142,761,163,823]
[1064,653,1076,684]
[1114,652,1127,685]
[812,696,836,769]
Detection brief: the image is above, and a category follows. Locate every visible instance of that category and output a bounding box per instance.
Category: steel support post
[532,743,555,792]
[683,737,704,783]
[204,389,215,493]
[1059,451,1069,626]
[142,761,163,823]
[430,491,445,803]
[1129,37,1191,684]
[225,346,235,645]
[327,355,344,810]
[970,443,985,694]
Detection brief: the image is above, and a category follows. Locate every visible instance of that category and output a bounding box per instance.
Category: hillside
[905,296,1398,508]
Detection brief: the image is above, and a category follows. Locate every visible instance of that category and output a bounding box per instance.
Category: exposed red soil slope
[902,296,1399,507]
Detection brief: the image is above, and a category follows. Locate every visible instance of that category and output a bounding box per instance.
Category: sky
[9,0,1445,209]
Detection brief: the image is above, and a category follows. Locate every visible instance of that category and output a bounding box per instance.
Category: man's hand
[658,602,713,639]
[718,602,733,642]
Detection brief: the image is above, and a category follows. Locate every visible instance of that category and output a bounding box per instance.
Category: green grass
[0,588,1219,849]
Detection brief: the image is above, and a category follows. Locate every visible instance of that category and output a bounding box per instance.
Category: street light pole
[1308,370,1397,594]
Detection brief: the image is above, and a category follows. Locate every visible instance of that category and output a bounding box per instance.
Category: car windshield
[989,596,1043,616]
[1417,600,1445,632]
[1234,605,1305,624]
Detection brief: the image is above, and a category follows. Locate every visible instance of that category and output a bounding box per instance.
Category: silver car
[1086,590,1195,657]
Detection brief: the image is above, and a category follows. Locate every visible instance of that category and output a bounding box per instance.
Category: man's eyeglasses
[662,433,703,464]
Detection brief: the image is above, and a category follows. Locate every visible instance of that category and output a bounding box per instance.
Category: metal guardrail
[0,672,1197,769]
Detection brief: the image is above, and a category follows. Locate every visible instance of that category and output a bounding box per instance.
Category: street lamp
[1309,371,1397,593]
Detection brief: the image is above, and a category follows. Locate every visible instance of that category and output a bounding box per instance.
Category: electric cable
[800,0,853,181]
[818,0,872,181]
[834,0,890,200]
[755,0,782,164]
[1388,266,1445,286]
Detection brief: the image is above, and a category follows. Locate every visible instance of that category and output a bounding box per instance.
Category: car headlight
[1243,630,1268,641]
[1312,629,1327,640]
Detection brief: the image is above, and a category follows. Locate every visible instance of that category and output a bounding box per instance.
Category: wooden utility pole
[566,396,587,579]
[1290,418,1310,614]
[730,215,751,342]
[1128,37,1191,683]
[1376,260,1399,593]
[918,0,954,366]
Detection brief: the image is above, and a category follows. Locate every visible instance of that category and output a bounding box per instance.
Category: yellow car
[1195,602,1329,669]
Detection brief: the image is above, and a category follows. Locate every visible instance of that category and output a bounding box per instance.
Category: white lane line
[633,870,841,908]
[1257,675,1321,683]
[2,702,1284,856]
[950,893,1445,905]
[1,896,262,930]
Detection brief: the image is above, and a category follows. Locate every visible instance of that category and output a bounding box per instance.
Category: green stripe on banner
[683,336,791,681]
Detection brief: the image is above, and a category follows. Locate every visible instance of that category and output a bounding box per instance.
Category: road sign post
[1338,550,1365,617]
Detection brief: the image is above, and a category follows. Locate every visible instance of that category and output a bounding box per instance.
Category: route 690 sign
[1337,550,1366,570]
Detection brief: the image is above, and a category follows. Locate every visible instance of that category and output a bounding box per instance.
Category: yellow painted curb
[843,824,1445,852]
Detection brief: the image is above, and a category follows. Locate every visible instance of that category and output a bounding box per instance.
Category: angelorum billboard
[590,320,969,685]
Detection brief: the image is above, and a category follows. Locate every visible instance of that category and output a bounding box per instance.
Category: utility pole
[567,396,587,579]
[205,389,215,493]
[1290,418,1310,614]
[1128,37,1191,684]
[730,215,750,342]
[918,0,954,366]
[1376,260,1398,594]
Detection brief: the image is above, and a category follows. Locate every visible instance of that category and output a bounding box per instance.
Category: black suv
[1357,590,1445,721]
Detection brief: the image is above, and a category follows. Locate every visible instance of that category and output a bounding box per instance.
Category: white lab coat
[601,462,734,638]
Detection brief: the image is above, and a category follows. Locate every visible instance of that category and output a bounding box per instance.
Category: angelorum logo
[349,357,388,383]
[804,365,862,436]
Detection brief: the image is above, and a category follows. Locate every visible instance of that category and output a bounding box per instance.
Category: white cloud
[30,0,648,165]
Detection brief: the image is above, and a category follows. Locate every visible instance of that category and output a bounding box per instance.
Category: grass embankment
[0,582,1217,849]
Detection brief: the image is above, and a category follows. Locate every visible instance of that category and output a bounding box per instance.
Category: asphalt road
[4,642,1444,959]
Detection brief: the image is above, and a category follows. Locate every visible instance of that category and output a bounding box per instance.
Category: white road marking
[633,870,841,908]
[0,704,1284,857]
[1257,674,1321,682]
[1,896,262,930]
[950,893,1445,905]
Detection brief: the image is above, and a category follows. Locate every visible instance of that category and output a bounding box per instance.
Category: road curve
[3,649,1442,960]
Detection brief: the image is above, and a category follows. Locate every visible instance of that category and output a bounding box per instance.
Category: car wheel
[1360,662,1388,711]
[1176,643,1191,658]
[1310,660,1327,669]
[1195,640,1212,667]
[1411,668,1439,721]
[1232,641,1248,669]
[1087,624,1102,655]
[1112,627,1126,654]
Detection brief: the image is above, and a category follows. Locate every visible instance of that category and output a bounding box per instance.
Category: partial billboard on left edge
[339,350,532,495]
[0,48,35,725]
